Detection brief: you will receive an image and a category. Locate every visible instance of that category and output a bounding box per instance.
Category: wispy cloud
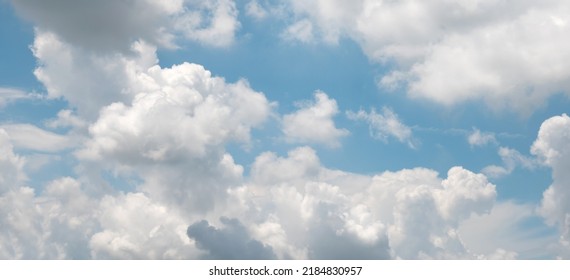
[347,107,417,148]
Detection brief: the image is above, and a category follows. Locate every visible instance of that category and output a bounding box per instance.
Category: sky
[0,0,570,259]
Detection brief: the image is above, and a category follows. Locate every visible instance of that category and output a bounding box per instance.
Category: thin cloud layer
[347,107,415,148]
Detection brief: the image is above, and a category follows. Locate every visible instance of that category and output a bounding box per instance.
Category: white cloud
[460,201,557,259]
[90,192,197,259]
[174,0,241,48]
[78,62,270,163]
[74,61,271,213]
[245,1,268,21]
[21,1,242,118]
[0,130,26,194]
[531,114,570,253]
[378,166,496,259]
[3,0,564,259]
[228,147,498,259]
[468,128,496,147]
[346,107,415,148]
[0,176,197,259]
[31,32,158,118]
[281,0,570,113]
[282,91,349,148]
[1,124,77,153]
[0,177,98,259]
[45,110,87,130]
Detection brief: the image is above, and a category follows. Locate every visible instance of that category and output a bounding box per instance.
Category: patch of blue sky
[0,2,38,89]
[0,97,68,127]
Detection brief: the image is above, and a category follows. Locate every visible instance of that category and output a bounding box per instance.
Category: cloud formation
[531,114,570,253]
[468,128,496,147]
[0,124,76,153]
[283,0,570,113]
[229,147,497,259]
[482,147,537,178]
[347,107,415,148]
[2,0,567,260]
[282,91,348,147]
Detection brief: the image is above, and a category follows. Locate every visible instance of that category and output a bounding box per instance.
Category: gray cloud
[187,217,277,260]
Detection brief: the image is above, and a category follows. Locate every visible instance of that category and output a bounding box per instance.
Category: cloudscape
[0,0,569,259]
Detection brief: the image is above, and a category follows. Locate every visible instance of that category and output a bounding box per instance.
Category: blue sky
[1,0,570,259]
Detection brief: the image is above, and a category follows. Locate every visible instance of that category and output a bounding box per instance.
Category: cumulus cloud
[2,0,560,260]
[31,32,158,117]
[531,114,570,251]
[78,62,270,163]
[90,192,196,259]
[468,128,497,147]
[0,130,26,194]
[0,176,196,259]
[22,0,241,118]
[187,217,277,259]
[282,91,348,148]
[282,0,570,113]
[74,61,271,212]
[346,107,416,148]
[0,177,98,259]
[227,147,498,259]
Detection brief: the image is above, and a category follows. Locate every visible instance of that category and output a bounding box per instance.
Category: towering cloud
[532,114,570,254]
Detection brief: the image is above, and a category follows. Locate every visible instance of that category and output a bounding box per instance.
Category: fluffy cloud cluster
[31,31,158,117]
[532,114,570,251]
[215,147,497,259]
[1,125,504,259]
[282,0,570,113]
[0,130,199,259]
[25,0,241,118]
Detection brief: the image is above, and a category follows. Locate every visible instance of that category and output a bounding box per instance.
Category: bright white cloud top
[0,0,568,259]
